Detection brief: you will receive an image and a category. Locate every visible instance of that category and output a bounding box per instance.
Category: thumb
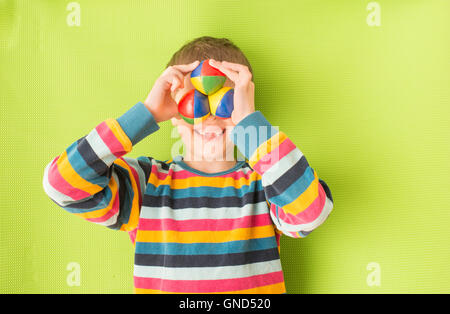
[174,112,182,120]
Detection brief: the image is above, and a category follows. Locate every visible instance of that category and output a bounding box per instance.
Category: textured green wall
[1,0,449,293]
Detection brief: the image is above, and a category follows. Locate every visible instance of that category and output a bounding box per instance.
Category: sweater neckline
[173,155,245,177]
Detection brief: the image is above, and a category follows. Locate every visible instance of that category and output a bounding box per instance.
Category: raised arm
[43,61,200,235]
[42,102,159,232]
[209,59,334,239]
[230,111,334,238]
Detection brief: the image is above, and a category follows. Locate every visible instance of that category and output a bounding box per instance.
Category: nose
[197,114,220,129]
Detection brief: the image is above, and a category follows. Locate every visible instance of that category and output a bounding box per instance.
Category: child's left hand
[209,59,255,125]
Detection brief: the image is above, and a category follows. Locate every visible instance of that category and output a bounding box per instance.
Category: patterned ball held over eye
[177,89,210,125]
[177,59,234,124]
[208,87,234,119]
[190,59,226,95]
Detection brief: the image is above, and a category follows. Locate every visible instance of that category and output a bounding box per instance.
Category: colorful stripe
[134,281,286,294]
[134,270,284,293]
[134,237,278,255]
[138,213,272,232]
[133,260,282,280]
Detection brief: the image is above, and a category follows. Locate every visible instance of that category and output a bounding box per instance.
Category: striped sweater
[42,102,333,294]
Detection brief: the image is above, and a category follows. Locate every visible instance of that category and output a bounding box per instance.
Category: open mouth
[193,127,226,142]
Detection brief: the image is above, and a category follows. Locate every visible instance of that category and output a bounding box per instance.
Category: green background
[1,0,449,293]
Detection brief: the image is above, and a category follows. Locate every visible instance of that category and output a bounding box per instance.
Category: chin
[188,145,229,162]
[184,126,229,160]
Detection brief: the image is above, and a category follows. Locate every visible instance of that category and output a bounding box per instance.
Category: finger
[164,67,185,81]
[211,59,250,83]
[209,59,239,82]
[220,61,252,82]
[220,61,250,74]
[170,76,183,92]
[248,80,255,92]
[163,69,184,89]
[171,60,200,73]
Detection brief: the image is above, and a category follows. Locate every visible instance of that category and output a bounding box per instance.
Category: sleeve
[42,102,159,233]
[230,111,334,238]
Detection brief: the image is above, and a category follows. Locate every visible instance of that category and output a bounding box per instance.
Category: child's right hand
[144,60,200,123]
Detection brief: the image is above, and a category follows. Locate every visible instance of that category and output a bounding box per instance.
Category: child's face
[171,74,236,162]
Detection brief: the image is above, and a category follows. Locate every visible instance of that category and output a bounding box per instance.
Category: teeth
[195,129,224,136]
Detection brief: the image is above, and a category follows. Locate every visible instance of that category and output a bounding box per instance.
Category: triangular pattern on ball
[201,76,226,95]
[209,87,234,118]
[190,59,226,96]
[178,89,210,124]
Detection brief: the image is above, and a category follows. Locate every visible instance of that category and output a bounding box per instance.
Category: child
[43,36,333,294]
